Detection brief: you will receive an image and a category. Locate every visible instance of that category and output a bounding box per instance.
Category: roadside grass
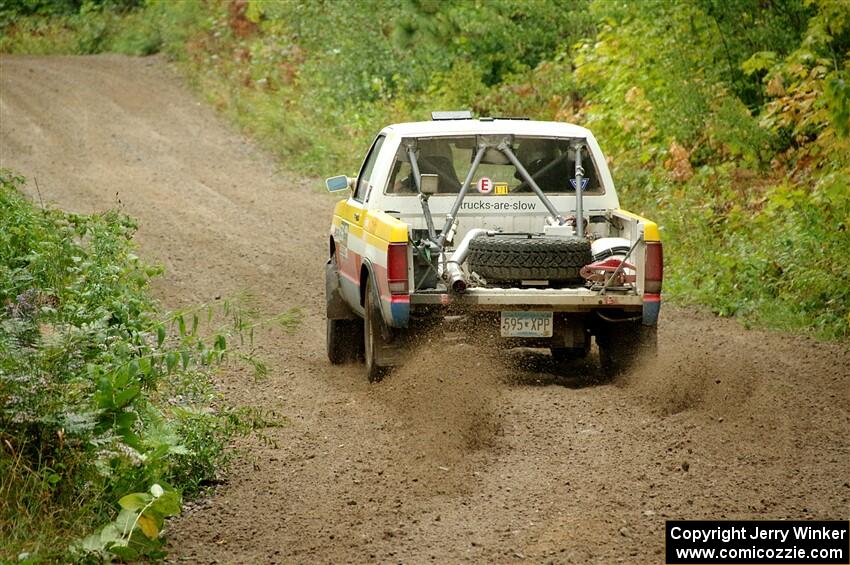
[0,9,152,56]
[0,171,297,562]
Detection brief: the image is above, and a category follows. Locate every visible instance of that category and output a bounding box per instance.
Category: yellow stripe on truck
[614,208,661,242]
[365,210,408,243]
[364,231,389,251]
[334,200,364,224]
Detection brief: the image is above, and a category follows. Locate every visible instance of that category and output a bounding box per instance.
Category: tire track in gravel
[2,54,847,564]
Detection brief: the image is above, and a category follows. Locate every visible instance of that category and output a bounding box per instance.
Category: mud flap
[367,284,406,367]
[326,259,357,320]
[375,338,406,366]
[642,296,661,326]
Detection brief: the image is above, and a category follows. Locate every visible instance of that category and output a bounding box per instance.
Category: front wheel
[364,278,391,382]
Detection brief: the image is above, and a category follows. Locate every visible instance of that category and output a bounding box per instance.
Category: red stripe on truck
[644,241,663,294]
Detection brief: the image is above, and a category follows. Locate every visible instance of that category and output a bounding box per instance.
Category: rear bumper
[410,287,645,312]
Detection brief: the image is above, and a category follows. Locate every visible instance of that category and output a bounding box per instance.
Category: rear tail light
[387,243,409,295]
[645,241,663,294]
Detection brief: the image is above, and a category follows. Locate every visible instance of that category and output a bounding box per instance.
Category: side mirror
[326,175,354,193]
[420,173,439,195]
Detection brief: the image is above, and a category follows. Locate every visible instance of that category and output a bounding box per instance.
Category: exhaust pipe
[443,228,491,293]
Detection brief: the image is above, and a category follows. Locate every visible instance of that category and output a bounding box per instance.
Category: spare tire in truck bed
[466,234,593,282]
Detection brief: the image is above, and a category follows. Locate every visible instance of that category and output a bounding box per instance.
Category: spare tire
[466,234,592,282]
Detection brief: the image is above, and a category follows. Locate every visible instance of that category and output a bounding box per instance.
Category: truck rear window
[385,136,603,196]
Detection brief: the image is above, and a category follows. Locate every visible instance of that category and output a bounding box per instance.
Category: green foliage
[570,0,849,339]
[74,483,181,561]
[0,0,160,55]
[0,172,293,561]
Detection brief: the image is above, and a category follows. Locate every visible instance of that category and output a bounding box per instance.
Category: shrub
[0,171,290,561]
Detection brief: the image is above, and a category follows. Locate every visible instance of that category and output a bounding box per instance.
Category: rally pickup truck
[325,112,662,382]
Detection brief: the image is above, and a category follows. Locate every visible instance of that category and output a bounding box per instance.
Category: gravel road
[1,54,847,564]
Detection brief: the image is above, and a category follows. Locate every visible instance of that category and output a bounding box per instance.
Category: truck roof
[382,119,592,139]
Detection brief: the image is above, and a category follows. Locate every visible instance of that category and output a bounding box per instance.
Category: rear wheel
[364,278,391,382]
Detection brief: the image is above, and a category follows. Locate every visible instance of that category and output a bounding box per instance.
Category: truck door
[336,135,385,310]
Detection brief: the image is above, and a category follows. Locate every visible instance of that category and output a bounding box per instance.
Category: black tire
[466,235,592,282]
[596,321,657,378]
[327,318,363,364]
[364,278,390,383]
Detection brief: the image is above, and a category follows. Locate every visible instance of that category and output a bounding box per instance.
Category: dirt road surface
[2,55,848,564]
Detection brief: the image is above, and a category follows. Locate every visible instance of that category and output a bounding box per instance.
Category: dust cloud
[368,336,509,490]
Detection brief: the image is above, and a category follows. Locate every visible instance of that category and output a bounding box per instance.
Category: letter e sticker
[494,182,509,195]
[477,177,493,194]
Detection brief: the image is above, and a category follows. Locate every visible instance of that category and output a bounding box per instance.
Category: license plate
[500,311,553,338]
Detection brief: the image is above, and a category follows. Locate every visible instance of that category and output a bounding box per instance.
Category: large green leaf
[113,383,140,408]
[118,492,152,511]
[150,490,181,516]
